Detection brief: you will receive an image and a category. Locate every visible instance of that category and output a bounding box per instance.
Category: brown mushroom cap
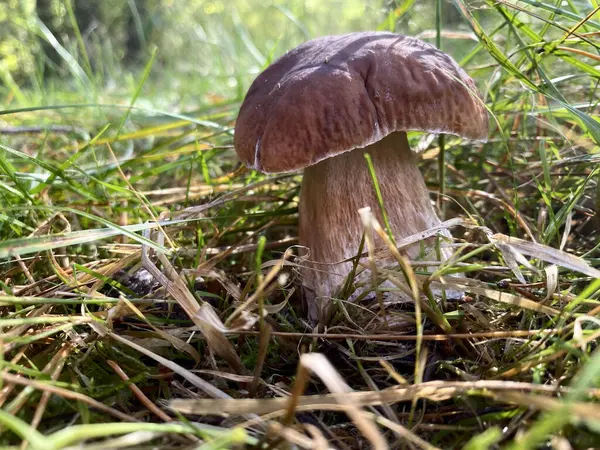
[234,31,488,173]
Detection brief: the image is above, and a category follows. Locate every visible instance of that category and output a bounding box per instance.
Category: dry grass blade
[393,218,467,250]
[141,229,245,373]
[210,328,561,341]
[114,296,201,363]
[249,322,271,397]
[497,391,600,422]
[108,332,232,401]
[283,351,311,427]
[294,353,388,450]
[437,277,561,316]
[107,360,173,423]
[170,379,595,416]
[268,422,334,450]
[194,303,246,374]
[225,248,293,327]
[491,234,600,279]
[359,207,388,327]
[375,415,441,450]
[543,265,559,303]
[303,423,330,449]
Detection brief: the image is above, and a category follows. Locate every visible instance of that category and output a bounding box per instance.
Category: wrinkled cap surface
[234,31,488,173]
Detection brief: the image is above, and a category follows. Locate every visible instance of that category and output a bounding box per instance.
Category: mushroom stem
[299,131,446,321]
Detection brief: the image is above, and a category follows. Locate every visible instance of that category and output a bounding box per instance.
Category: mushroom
[234,32,488,322]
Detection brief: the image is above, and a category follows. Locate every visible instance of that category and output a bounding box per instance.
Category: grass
[0,0,600,448]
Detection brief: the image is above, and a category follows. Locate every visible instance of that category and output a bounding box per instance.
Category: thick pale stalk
[299,131,446,321]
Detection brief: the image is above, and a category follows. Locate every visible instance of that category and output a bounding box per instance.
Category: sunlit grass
[0,0,599,448]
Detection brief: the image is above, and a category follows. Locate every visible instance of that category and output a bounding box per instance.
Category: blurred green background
[1,0,477,107]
